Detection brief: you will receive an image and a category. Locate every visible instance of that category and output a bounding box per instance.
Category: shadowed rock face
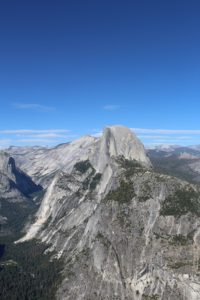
[14,126,200,300]
[7,157,42,197]
[0,152,42,237]
[0,152,42,198]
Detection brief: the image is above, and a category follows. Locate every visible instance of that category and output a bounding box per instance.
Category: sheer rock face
[15,126,200,300]
[0,152,41,200]
[0,152,41,202]
[92,125,151,172]
[0,152,42,235]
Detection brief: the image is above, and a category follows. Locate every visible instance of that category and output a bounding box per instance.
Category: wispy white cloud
[0,129,74,148]
[12,103,55,112]
[133,128,200,135]
[88,127,200,147]
[131,128,200,147]
[0,129,70,134]
[103,105,120,111]
[91,131,102,137]
[17,139,60,144]
[138,135,170,140]
[89,128,103,137]
[137,135,199,140]
[0,139,12,149]
[25,133,67,138]
[18,133,79,140]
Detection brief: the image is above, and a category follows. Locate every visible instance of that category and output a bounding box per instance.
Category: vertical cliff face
[15,126,200,300]
[92,125,151,172]
[0,152,42,236]
[0,152,41,199]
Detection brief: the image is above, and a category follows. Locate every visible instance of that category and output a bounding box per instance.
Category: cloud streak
[17,139,61,144]
[0,129,73,148]
[0,139,12,149]
[13,103,55,112]
[137,135,200,140]
[0,129,70,134]
[131,128,200,147]
[133,128,200,135]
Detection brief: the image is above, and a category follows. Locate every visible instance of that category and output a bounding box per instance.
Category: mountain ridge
[7,125,151,187]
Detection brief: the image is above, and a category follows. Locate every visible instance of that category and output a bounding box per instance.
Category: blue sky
[1,0,200,148]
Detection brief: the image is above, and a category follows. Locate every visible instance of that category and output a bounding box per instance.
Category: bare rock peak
[99,125,151,167]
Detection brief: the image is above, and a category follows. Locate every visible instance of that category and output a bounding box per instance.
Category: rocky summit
[2,125,200,300]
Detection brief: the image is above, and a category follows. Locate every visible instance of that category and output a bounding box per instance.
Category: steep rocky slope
[0,152,42,198]
[18,126,151,242]
[16,126,200,300]
[0,151,42,236]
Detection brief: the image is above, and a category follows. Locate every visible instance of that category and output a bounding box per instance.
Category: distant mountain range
[148,146,200,183]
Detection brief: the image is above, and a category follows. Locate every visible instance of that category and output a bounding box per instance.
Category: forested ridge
[0,238,63,300]
[0,194,63,300]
